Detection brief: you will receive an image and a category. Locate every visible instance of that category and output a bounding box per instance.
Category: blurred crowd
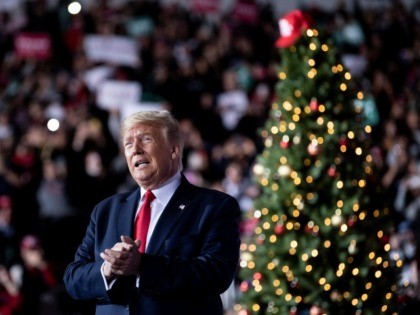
[0,0,419,314]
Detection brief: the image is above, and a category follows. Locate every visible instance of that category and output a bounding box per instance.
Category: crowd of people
[0,0,419,314]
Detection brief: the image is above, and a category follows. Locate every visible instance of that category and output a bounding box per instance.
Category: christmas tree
[238,10,400,315]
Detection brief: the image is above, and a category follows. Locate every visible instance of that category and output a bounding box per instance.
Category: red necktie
[134,190,155,253]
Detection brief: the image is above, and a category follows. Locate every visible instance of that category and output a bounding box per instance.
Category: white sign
[0,0,20,12]
[84,35,140,67]
[83,66,114,92]
[120,102,167,121]
[97,80,142,110]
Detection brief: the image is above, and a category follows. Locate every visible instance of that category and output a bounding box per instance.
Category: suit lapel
[146,176,196,255]
[116,188,140,238]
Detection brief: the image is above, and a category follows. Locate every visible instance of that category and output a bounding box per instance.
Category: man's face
[123,123,180,190]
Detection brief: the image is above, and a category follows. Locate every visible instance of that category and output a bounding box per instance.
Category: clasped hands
[100,235,142,279]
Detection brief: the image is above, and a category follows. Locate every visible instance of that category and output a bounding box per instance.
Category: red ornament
[274,224,285,235]
[305,225,319,236]
[308,143,320,156]
[257,235,265,244]
[280,140,290,148]
[310,305,325,315]
[309,98,319,111]
[289,306,298,315]
[339,137,348,146]
[327,165,336,177]
[253,272,262,280]
[347,216,357,227]
[240,281,249,292]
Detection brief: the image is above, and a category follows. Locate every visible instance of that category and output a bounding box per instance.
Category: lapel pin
[179,204,185,210]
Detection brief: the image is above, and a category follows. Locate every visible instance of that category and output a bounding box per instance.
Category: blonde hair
[121,110,184,168]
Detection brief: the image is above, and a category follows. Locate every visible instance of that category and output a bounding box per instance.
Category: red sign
[191,0,220,14]
[233,0,258,24]
[14,32,52,60]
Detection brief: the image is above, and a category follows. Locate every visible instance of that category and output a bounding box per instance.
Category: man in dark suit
[63,110,240,315]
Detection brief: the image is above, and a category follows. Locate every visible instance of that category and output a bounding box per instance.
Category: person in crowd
[63,110,241,315]
[0,264,22,315]
[394,157,420,224]
[9,234,57,315]
[0,195,17,267]
[222,161,258,214]
[36,158,79,267]
[216,69,249,134]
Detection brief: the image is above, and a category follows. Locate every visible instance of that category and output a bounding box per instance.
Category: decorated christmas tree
[238,10,400,315]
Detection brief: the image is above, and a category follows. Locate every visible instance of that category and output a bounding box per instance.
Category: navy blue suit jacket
[63,175,241,315]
